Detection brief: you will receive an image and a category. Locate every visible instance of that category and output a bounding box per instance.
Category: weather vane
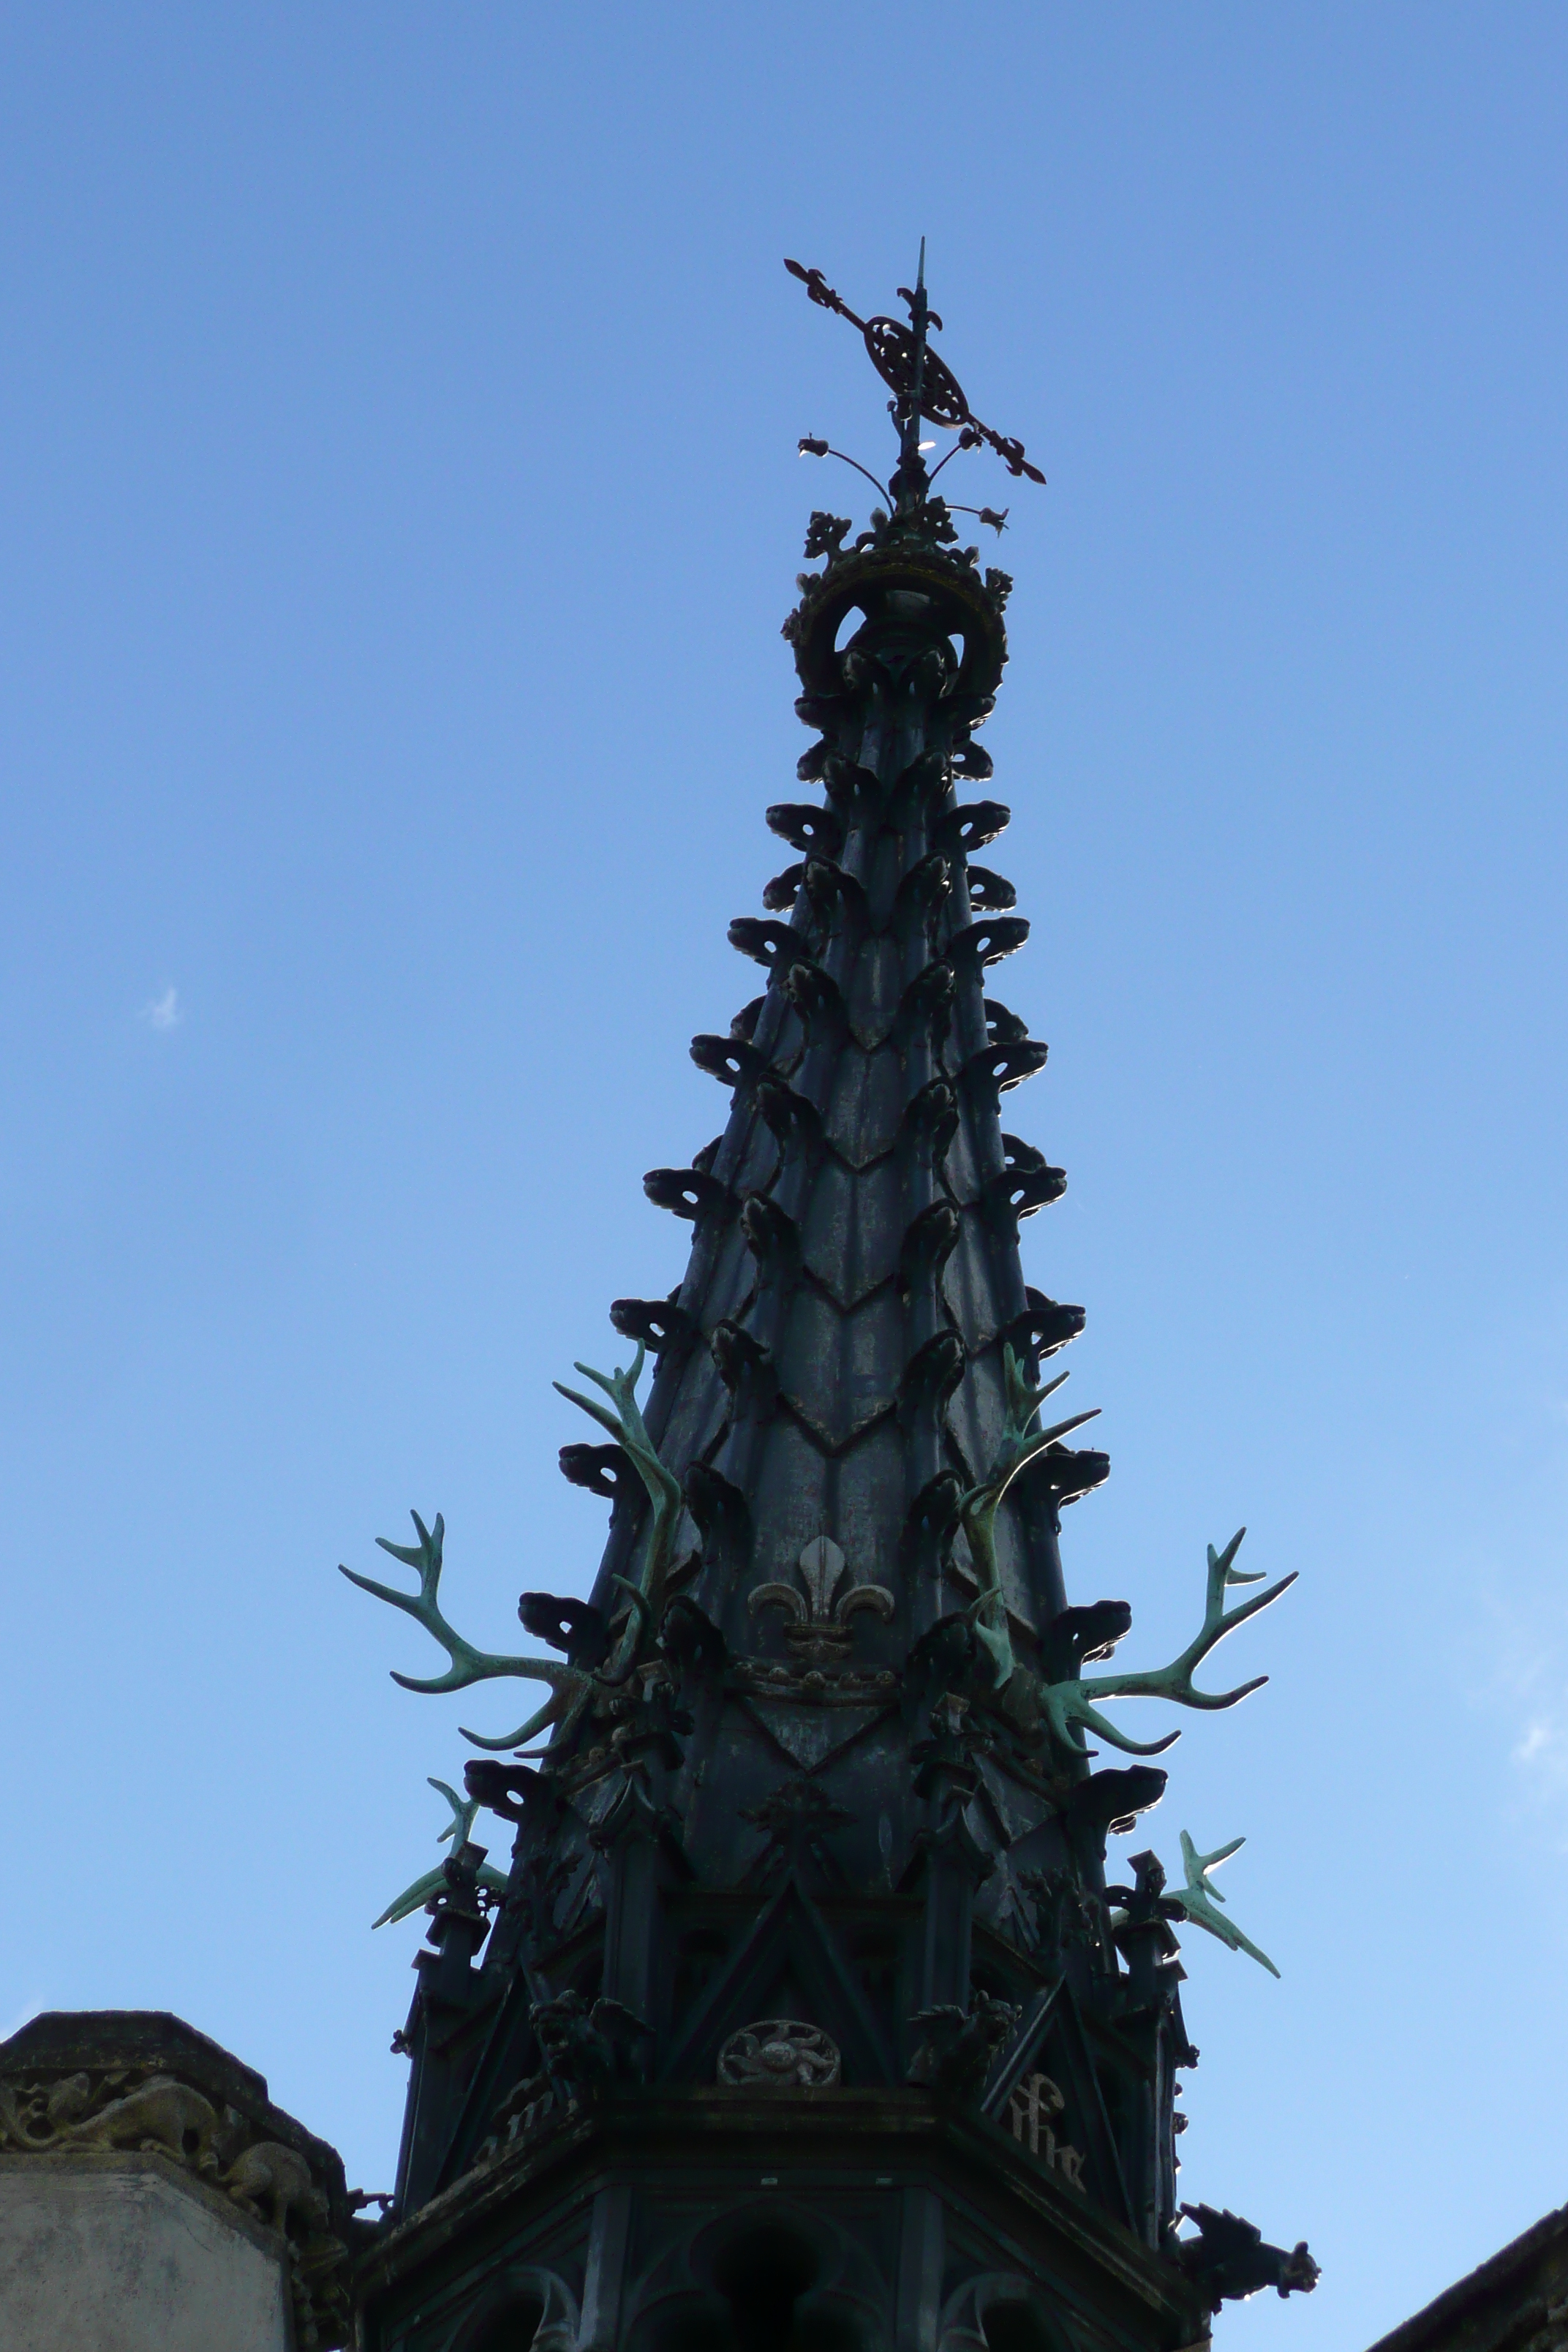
[785,240,1045,522]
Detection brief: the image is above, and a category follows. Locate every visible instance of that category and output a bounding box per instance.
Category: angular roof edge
[1364,2202,1568,2352]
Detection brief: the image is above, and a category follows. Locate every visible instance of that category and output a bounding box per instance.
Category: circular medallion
[717,2019,842,2091]
[861,318,970,429]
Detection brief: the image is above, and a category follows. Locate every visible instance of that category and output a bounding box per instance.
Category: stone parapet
[0,2010,360,2350]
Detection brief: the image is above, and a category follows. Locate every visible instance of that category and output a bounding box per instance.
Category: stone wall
[0,2010,361,2349]
[0,2150,292,2352]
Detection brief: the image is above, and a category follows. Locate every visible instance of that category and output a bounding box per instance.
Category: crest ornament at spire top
[785,241,1047,505]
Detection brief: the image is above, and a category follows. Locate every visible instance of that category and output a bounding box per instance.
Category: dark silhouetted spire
[345,255,1315,2352]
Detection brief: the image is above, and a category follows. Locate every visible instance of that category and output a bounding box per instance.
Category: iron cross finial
[783,248,1045,489]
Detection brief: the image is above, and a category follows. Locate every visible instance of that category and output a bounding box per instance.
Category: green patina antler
[341,1335,682,1754]
[1038,1529,1296,1757]
[939,1354,1296,1753]
[372,1776,510,1930]
[553,1341,683,1655]
[460,1345,681,1751]
[339,1508,582,1750]
[1168,1829,1279,1977]
[957,1344,1100,1689]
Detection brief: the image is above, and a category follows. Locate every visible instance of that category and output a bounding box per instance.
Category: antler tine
[371,1774,508,1930]
[955,1343,1103,1695]
[1173,1827,1281,1977]
[554,1343,682,1677]
[994,1408,1101,1500]
[1041,1686,1183,1759]
[552,1368,636,1445]
[1028,1531,1298,1757]
[428,1776,480,1848]
[990,1346,1095,1487]
[554,1344,680,1517]
[344,1333,683,1756]
[459,1690,571,1751]
[999,1341,1068,1417]
[339,1508,570,1700]
[1079,1531,1298,1716]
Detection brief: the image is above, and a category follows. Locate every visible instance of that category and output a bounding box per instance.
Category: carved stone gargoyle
[1174,2201,1320,2312]
[906,1994,1019,2103]
[529,1991,653,2106]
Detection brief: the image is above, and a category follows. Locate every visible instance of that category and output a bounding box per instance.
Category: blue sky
[2,7,1567,2342]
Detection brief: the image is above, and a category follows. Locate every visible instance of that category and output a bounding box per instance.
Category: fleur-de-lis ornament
[748,1537,894,1667]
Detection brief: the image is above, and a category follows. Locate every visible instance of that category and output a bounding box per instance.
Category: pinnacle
[342,494,1300,2288]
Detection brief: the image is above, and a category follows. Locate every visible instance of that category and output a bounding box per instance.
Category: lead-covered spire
[344,260,1316,2350]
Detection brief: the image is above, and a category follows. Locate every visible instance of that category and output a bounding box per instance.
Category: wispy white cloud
[1481,1586,1568,1840]
[1512,1710,1568,1807]
[140,984,181,1031]
[1468,1349,1568,1856]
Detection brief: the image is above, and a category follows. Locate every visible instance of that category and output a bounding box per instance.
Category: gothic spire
[344,255,1316,2352]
